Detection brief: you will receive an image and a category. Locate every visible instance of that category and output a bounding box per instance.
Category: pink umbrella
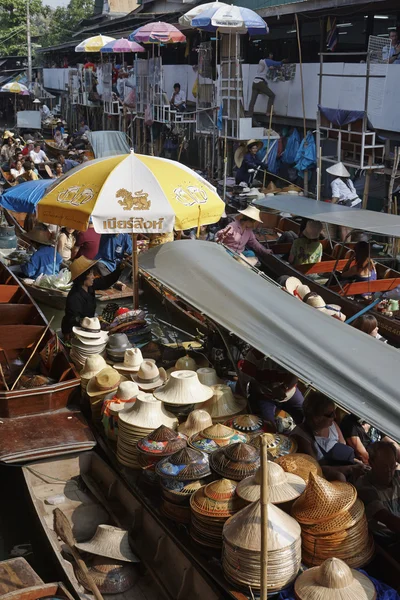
[101,38,145,53]
[129,22,186,44]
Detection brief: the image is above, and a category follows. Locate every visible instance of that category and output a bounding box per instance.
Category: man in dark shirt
[58,154,79,174]
[74,222,101,260]
[340,413,373,464]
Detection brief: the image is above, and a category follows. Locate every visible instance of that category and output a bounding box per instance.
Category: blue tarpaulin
[282,128,300,164]
[318,105,373,128]
[0,180,53,214]
[294,131,316,178]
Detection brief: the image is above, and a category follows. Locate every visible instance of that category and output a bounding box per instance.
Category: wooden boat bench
[331,278,400,296]
[0,285,28,304]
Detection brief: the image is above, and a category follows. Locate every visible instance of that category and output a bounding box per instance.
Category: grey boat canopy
[140,240,400,441]
[255,194,400,238]
[87,131,130,159]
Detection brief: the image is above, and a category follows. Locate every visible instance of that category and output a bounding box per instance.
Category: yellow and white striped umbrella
[1,82,29,94]
[75,35,116,52]
[37,152,225,234]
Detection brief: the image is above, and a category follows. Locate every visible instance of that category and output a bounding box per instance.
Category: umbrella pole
[263,105,274,188]
[53,225,59,275]
[260,434,269,600]
[131,232,139,310]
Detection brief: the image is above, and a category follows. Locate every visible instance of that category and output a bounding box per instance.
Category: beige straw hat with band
[236,462,306,505]
[75,525,139,563]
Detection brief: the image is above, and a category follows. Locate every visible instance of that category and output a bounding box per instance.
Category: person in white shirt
[327,161,361,241]
[10,160,25,180]
[170,83,186,112]
[30,143,49,165]
[248,53,286,117]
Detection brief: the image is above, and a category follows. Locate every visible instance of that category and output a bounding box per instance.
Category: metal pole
[26,0,33,86]
[260,434,269,600]
[295,14,308,196]
[131,233,139,310]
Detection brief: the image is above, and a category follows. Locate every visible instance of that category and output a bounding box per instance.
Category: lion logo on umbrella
[117,188,151,210]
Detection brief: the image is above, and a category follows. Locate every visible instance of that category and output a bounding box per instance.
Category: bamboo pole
[295,14,308,196]
[362,155,373,209]
[131,233,139,310]
[263,105,274,188]
[11,317,54,391]
[222,120,228,202]
[260,434,269,600]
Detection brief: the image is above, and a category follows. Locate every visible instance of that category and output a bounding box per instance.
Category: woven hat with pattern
[301,498,365,536]
[250,432,297,458]
[156,447,211,481]
[291,473,357,525]
[200,384,247,422]
[178,409,213,437]
[161,478,204,505]
[188,423,248,454]
[236,462,306,505]
[137,425,187,457]
[294,557,376,600]
[223,414,265,436]
[275,453,323,483]
[209,442,260,481]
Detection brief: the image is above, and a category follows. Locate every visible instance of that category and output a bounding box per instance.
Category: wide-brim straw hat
[326,162,350,178]
[87,367,122,397]
[294,557,376,600]
[154,371,213,405]
[236,462,306,505]
[26,227,54,246]
[178,409,213,437]
[75,332,109,345]
[132,360,166,390]
[70,256,99,281]
[73,316,103,339]
[303,220,323,240]
[291,472,357,525]
[190,478,243,519]
[238,205,263,223]
[114,348,143,373]
[210,442,260,481]
[275,453,323,483]
[302,498,365,536]
[296,284,311,300]
[200,384,247,421]
[118,393,178,430]
[175,354,197,370]
[281,184,302,193]
[284,276,302,296]
[80,354,107,380]
[234,139,263,168]
[75,525,139,563]
[156,447,211,481]
[196,368,221,387]
[3,130,14,139]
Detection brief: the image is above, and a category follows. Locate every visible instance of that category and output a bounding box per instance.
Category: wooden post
[263,105,274,188]
[131,233,139,310]
[362,155,373,209]
[295,14,308,196]
[260,434,269,600]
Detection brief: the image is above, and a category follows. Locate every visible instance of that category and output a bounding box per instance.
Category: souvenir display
[275,453,323,483]
[86,367,123,420]
[113,348,143,374]
[101,381,139,441]
[222,500,302,594]
[200,384,247,422]
[224,414,271,439]
[250,431,298,458]
[236,462,305,505]
[106,333,132,363]
[188,423,248,454]
[178,409,213,437]
[70,319,108,370]
[209,442,260,481]
[137,425,187,483]
[154,370,213,405]
[80,354,107,394]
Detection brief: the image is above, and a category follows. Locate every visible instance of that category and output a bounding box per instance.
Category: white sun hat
[114,348,143,373]
[238,205,263,223]
[154,370,214,405]
[326,162,351,178]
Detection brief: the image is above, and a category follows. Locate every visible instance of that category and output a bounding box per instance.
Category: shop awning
[255,195,400,237]
[140,240,400,441]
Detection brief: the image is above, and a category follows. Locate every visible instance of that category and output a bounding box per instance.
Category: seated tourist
[21,226,62,279]
[57,228,76,265]
[58,153,78,174]
[22,161,39,181]
[240,348,304,426]
[352,314,387,342]
[1,133,16,164]
[340,413,374,464]
[10,159,25,181]
[356,441,400,541]
[22,140,34,157]
[30,143,49,165]
[291,391,368,482]
[53,162,64,179]
[288,220,323,266]
[95,233,132,285]
[341,241,376,283]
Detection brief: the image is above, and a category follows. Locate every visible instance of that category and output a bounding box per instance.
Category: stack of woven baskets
[291,473,374,567]
[190,479,244,549]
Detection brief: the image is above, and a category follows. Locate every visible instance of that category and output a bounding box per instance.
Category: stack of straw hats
[154,370,213,415]
[106,333,132,363]
[71,317,108,370]
[196,368,221,386]
[160,479,204,510]
[236,463,306,506]
[178,409,213,437]
[275,453,323,483]
[86,367,123,420]
[117,393,178,468]
[188,423,248,454]
[101,381,139,441]
[224,414,270,439]
[200,384,247,423]
[132,361,166,391]
[80,354,107,395]
[222,500,302,594]
[113,348,143,375]
[210,442,260,481]
[291,473,374,568]
[156,447,211,523]
[250,431,298,458]
[190,479,245,548]
[136,425,187,484]
[294,557,377,600]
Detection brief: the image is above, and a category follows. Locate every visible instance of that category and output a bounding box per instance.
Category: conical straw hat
[209,442,260,481]
[75,525,139,563]
[326,162,350,178]
[250,432,297,458]
[236,463,306,505]
[190,478,242,518]
[178,409,213,437]
[225,414,263,434]
[294,557,376,600]
[156,447,211,481]
[275,453,323,483]
[137,425,187,457]
[223,499,301,552]
[200,384,247,421]
[291,473,357,525]
[196,368,220,387]
[154,371,213,405]
[188,423,248,453]
[118,393,177,430]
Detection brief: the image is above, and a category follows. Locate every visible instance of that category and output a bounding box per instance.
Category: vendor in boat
[288,219,323,266]
[291,391,369,482]
[95,233,132,285]
[61,255,127,337]
[356,441,400,541]
[21,226,62,279]
[57,228,76,265]
[235,139,264,185]
[58,154,79,174]
[240,348,304,426]
[215,206,272,261]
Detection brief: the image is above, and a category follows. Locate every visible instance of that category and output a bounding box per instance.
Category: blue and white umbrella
[179,2,269,35]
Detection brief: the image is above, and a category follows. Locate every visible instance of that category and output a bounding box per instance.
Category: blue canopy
[0,180,53,214]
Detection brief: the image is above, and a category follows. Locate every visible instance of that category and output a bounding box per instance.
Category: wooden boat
[0,168,17,189]
[43,140,94,162]
[0,557,74,600]
[140,269,209,335]
[0,261,95,463]
[23,451,223,600]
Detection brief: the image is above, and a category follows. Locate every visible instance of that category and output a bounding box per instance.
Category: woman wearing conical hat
[234,139,264,186]
[327,162,361,241]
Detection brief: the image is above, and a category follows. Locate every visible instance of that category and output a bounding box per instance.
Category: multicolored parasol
[100,38,145,53]
[180,3,269,35]
[128,22,186,44]
[75,35,116,52]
